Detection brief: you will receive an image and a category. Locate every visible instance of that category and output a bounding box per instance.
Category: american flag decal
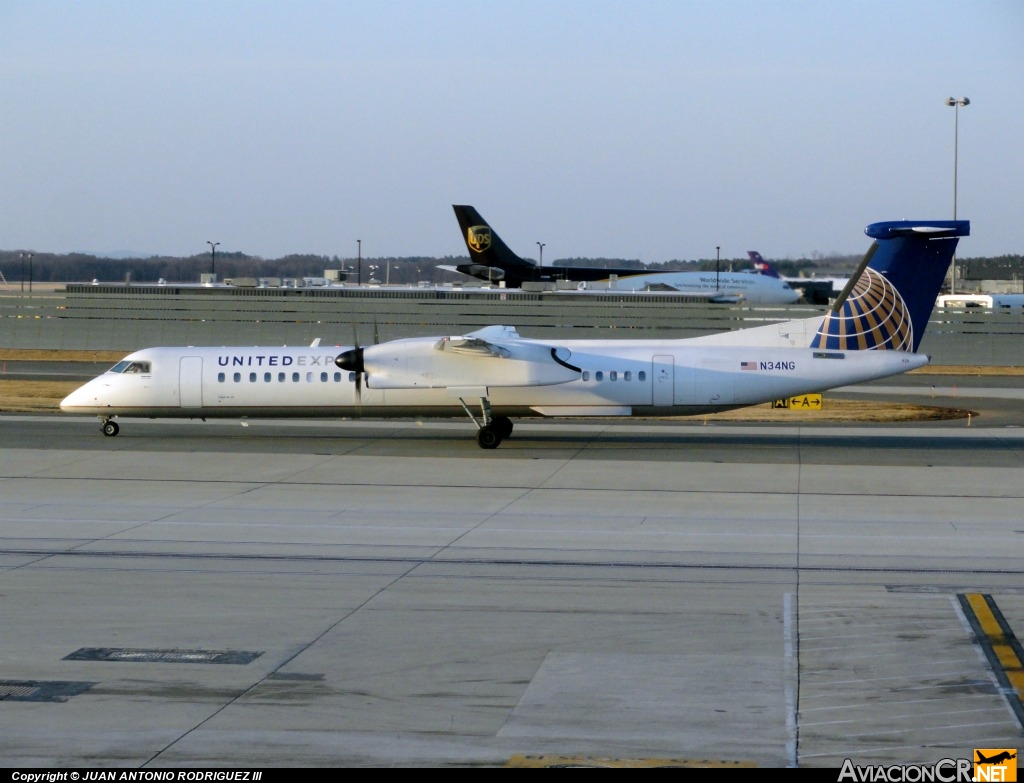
[740,361,757,371]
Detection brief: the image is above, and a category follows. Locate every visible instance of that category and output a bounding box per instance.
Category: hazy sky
[2,0,1022,262]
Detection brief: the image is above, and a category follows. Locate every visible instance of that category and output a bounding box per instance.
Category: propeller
[337,319,382,404]
[336,326,366,403]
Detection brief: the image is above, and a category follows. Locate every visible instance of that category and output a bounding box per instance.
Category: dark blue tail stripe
[810,220,968,353]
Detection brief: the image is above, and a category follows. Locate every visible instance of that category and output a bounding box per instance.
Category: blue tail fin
[810,220,969,353]
[748,251,781,278]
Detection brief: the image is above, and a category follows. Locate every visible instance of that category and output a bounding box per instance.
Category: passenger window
[610,371,618,381]
[233,372,241,382]
[306,372,313,382]
[321,372,328,382]
[347,372,354,382]
[639,371,646,381]
[217,372,225,382]
[582,371,590,381]
[595,371,604,381]
[292,372,300,382]
[250,372,257,382]
[264,372,272,382]
[624,371,632,381]
[278,372,286,382]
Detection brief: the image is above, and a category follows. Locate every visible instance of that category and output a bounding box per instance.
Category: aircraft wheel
[477,426,502,449]
[102,421,119,437]
[491,415,514,439]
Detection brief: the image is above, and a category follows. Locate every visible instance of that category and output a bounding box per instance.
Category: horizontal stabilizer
[865,220,970,239]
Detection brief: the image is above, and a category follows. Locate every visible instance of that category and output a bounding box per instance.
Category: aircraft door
[179,356,203,408]
[652,355,673,406]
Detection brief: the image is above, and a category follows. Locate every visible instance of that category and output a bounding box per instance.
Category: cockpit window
[109,360,151,374]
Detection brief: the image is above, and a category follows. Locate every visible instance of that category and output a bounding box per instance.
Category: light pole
[357,239,362,286]
[945,96,969,295]
[207,241,219,279]
[716,246,720,292]
[537,242,545,266]
[18,252,34,293]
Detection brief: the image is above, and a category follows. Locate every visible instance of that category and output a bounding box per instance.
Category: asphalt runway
[2,402,1024,768]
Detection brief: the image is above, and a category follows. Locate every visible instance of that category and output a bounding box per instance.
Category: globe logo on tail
[811,267,913,351]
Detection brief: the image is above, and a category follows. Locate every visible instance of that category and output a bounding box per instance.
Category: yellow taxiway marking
[964,593,1024,697]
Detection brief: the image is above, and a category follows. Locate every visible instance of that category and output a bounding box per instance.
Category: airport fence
[0,285,1021,366]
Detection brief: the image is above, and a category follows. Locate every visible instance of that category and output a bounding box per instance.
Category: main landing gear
[457,396,513,449]
[100,417,119,437]
[477,415,513,449]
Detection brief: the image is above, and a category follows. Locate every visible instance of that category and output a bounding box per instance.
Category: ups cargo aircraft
[61,219,968,448]
[443,204,801,303]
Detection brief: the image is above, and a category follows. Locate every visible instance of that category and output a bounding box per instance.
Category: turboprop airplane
[61,219,968,448]
[442,205,801,304]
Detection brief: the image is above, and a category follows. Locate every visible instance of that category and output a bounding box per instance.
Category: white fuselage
[60,330,926,422]
[608,270,801,304]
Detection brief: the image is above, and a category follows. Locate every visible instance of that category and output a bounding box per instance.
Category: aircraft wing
[436,263,506,281]
[648,283,743,303]
[611,279,741,302]
[435,337,510,358]
[359,326,581,389]
[434,325,520,357]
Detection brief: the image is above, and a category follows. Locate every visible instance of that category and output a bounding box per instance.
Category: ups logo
[467,225,492,253]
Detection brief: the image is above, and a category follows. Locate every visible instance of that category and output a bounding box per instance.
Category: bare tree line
[0,249,1019,286]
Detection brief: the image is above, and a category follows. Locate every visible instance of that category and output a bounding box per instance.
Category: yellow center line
[966,593,1024,697]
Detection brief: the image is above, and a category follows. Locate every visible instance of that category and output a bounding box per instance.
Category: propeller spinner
[336,346,365,402]
[335,348,364,373]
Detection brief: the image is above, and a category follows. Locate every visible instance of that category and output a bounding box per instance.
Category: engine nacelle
[358,336,579,390]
